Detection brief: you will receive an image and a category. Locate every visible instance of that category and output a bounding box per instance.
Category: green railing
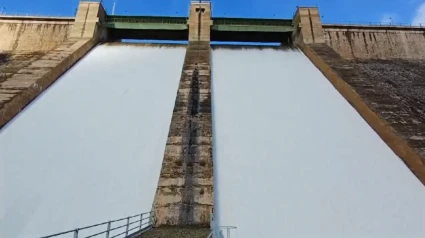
[212,17,293,27]
[106,16,187,25]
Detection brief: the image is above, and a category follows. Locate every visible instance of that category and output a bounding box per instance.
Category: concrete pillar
[70,0,107,40]
[188,1,212,42]
[292,7,325,44]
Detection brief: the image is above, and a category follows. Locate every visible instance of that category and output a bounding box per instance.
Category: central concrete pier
[151,1,213,228]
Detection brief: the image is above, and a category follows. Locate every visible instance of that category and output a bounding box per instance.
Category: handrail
[210,214,223,238]
[218,226,237,238]
[105,16,187,24]
[209,214,237,238]
[322,21,425,27]
[0,13,74,18]
[39,211,154,238]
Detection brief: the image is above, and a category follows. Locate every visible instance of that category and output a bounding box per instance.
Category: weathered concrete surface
[323,25,425,59]
[0,17,73,52]
[188,2,212,42]
[299,43,425,185]
[138,227,210,238]
[70,1,107,40]
[0,39,97,129]
[0,1,106,129]
[152,42,213,226]
[293,7,325,45]
[0,51,44,83]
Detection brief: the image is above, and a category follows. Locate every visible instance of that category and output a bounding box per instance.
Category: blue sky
[1,0,425,25]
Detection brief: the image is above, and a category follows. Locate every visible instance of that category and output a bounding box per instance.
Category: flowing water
[0,44,185,238]
[211,47,425,238]
[2,44,425,238]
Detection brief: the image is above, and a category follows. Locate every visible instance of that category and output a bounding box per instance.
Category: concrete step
[138,227,210,238]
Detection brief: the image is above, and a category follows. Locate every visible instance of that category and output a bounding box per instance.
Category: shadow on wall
[0,53,10,65]
[0,53,11,81]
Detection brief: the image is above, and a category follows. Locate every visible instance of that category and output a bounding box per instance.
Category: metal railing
[105,16,187,24]
[0,12,73,18]
[39,211,154,238]
[322,21,425,27]
[213,18,293,27]
[209,214,237,238]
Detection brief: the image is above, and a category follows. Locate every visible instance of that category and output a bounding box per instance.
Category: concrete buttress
[152,41,213,226]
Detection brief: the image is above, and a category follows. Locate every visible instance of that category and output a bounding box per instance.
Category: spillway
[0,44,186,238]
[211,47,425,238]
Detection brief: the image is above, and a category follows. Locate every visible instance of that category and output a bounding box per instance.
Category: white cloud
[412,2,425,26]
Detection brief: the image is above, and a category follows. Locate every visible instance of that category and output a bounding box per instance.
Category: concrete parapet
[188,1,212,42]
[323,24,425,59]
[292,7,325,44]
[0,17,73,52]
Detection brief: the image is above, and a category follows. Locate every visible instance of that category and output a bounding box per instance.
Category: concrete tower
[188,1,213,42]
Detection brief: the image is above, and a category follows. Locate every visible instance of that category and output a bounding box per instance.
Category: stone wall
[0,17,74,52]
[323,25,425,59]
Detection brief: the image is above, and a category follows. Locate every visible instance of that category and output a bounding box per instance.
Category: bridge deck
[104,15,296,41]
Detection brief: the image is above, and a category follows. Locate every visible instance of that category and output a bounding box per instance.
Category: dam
[1,1,425,238]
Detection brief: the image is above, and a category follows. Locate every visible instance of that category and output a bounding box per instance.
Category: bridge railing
[39,211,154,238]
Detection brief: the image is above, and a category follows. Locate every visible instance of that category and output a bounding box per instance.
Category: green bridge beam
[212,25,295,32]
[104,15,188,30]
[106,15,188,24]
[104,23,188,30]
[212,17,295,32]
[104,15,295,33]
[212,17,294,26]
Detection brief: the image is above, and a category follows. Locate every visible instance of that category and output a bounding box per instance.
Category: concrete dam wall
[0,17,73,52]
[2,1,425,237]
[323,24,425,59]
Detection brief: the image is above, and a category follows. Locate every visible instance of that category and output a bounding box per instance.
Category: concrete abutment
[291,6,425,186]
[0,0,106,129]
